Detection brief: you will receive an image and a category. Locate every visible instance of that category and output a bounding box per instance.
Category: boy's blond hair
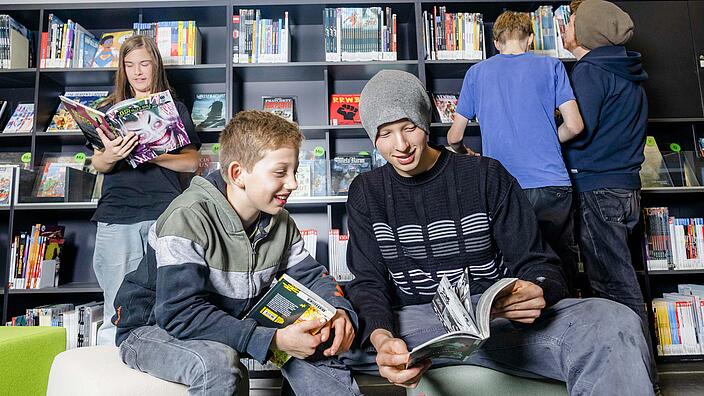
[219,111,303,182]
[492,11,533,44]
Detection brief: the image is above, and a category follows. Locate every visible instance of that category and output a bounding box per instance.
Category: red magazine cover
[330,94,361,125]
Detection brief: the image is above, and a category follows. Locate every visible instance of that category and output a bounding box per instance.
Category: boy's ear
[227,161,246,188]
[527,33,534,48]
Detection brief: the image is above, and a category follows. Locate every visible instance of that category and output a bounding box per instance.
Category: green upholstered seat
[406,365,567,396]
[0,326,66,396]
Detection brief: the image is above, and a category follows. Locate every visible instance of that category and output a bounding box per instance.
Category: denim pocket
[594,188,632,223]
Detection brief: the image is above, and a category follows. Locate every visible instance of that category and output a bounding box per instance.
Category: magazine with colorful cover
[197,143,221,177]
[192,93,226,130]
[33,153,87,198]
[3,103,34,133]
[330,94,361,125]
[330,152,372,195]
[0,165,14,205]
[432,93,459,123]
[262,96,295,123]
[407,271,517,367]
[47,91,109,132]
[245,274,336,367]
[91,30,134,68]
[299,147,327,196]
[60,90,191,168]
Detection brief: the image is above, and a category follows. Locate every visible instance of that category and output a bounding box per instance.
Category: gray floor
[248,363,704,396]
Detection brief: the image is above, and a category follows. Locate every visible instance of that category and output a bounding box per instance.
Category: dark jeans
[523,186,579,293]
[576,188,658,386]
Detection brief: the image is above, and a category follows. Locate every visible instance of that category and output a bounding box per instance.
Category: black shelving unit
[0,0,701,368]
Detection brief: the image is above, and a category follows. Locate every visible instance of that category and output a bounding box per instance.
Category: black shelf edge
[8,282,102,294]
[0,68,36,73]
[647,269,704,275]
[641,187,704,194]
[14,201,98,210]
[39,64,226,73]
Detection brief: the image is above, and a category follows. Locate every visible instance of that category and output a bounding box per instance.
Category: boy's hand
[272,318,325,359]
[320,309,355,357]
[371,329,431,389]
[491,280,546,323]
[97,126,138,165]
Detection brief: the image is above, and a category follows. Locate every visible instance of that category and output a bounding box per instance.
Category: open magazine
[60,90,191,168]
[407,270,517,368]
[245,274,337,367]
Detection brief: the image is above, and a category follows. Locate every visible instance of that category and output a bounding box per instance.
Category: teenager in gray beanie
[360,69,431,144]
[565,1,658,389]
[340,68,654,395]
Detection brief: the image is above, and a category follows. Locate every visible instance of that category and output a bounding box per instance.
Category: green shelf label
[358,151,370,156]
[74,153,86,162]
[313,146,325,157]
[20,153,31,163]
[645,136,656,147]
[213,143,220,153]
[669,143,681,153]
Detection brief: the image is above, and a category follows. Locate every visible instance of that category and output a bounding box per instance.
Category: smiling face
[238,146,299,215]
[124,47,155,98]
[375,118,435,177]
[123,109,174,151]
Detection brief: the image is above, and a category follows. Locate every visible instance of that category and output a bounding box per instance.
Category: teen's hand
[97,126,138,165]
[371,329,431,389]
[320,309,355,357]
[272,318,325,359]
[491,280,546,323]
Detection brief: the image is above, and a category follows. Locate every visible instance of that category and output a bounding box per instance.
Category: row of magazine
[233,10,290,64]
[653,284,704,356]
[8,224,65,290]
[643,207,704,271]
[42,15,201,68]
[6,302,104,350]
[324,7,398,62]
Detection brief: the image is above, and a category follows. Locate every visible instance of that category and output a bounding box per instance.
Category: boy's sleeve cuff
[244,325,278,364]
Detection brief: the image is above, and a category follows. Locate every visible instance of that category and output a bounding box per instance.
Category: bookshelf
[0,0,700,367]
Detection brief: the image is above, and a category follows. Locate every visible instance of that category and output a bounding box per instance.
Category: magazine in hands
[407,270,517,368]
[60,90,191,168]
[245,273,337,367]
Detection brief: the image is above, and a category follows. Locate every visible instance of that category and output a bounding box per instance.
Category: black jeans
[523,186,579,294]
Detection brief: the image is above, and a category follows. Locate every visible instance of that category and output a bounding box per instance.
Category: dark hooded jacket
[564,45,648,192]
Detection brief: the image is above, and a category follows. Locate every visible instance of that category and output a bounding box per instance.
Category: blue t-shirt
[456,53,575,189]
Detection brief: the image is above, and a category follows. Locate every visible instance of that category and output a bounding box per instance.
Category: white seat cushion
[47,346,188,396]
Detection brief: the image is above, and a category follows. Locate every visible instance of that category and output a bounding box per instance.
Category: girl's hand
[97,126,139,165]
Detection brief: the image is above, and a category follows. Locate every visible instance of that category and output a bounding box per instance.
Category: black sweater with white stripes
[345,147,569,345]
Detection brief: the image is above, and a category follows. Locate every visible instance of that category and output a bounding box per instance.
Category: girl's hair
[103,35,174,106]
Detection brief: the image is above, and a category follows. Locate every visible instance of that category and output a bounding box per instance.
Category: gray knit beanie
[575,0,634,49]
[360,70,431,146]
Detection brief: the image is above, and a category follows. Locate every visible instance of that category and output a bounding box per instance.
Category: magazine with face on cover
[245,273,336,367]
[406,270,517,368]
[60,90,191,168]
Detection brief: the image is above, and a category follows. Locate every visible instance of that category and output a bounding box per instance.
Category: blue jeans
[523,186,579,293]
[119,325,361,396]
[343,298,654,395]
[93,220,155,346]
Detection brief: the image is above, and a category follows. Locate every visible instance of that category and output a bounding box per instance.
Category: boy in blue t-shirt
[447,11,584,291]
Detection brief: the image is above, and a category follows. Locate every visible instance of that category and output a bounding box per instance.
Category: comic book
[91,30,134,68]
[262,96,295,123]
[432,93,459,123]
[47,91,109,132]
[245,274,336,367]
[3,103,34,133]
[0,165,14,205]
[330,94,360,125]
[407,270,517,367]
[192,93,226,130]
[330,152,372,195]
[33,153,87,198]
[298,147,328,196]
[197,143,221,177]
[60,90,191,168]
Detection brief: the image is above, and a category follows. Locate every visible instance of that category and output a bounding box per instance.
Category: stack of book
[0,14,32,69]
[8,224,65,290]
[41,15,99,68]
[643,207,704,271]
[233,10,290,63]
[652,284,704,356]
[422,8,485,60]
[132,21,201,65]
[324,7,397,62]
[300,229,318,259]
[6,302,105,350]
[292,148,328,198]
[529,5,574,59]
[328,229,353,282]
